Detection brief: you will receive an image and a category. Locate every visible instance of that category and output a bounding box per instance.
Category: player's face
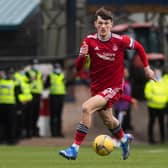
[94,16,113,40]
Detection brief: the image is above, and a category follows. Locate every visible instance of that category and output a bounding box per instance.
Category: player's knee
[103,120,113,128]
[82,103,91,115]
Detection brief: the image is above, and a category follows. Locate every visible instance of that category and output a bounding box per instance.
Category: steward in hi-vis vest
[26,65,43,137]
[14,68,33,139]
[144,67,168,144]
[0,70,19,144]
[45,63,66,137]
[49,73,66,95]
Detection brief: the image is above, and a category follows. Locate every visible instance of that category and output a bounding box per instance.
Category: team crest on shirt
[112,44,118,51]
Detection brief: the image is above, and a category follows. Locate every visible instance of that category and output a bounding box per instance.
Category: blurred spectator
[14,66,33,139]
[114,66,138,131]
[26,63,43,137]
[45,63,66,137]
[0,70,18,144]
[144,67,167,144]
[163,70,168,141]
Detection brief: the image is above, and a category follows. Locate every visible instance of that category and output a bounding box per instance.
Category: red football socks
[73,123,88,145]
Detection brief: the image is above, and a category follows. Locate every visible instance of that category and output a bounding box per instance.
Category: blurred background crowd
[0,0,168,145]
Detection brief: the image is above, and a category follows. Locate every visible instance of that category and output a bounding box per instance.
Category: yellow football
[92,134,114,156]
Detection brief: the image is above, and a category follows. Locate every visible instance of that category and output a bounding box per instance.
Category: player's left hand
[144,66,157,82]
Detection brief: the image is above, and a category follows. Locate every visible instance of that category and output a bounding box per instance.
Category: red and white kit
[76,33,148,108]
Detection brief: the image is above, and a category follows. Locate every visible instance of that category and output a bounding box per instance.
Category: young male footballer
[59,7,156,160]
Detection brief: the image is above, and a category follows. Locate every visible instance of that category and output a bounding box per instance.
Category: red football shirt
[76,33,148,95]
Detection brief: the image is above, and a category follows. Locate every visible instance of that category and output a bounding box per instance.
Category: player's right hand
[80,41,88,57]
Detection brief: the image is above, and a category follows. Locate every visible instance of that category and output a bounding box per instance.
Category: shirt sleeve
[75,55,87,71]
[135,40,149,67]
[122,35,149,67]
[75,38,88,71]
[122,35,134,49]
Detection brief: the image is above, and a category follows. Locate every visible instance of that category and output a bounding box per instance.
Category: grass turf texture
[0,144,167,168]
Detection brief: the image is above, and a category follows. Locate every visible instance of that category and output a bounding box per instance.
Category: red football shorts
[93,87,122,109]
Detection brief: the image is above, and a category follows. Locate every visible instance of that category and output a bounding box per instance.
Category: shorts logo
[102,88,116,100]
[102,88,120,101]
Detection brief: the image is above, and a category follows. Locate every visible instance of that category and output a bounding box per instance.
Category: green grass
[0,144,167,168]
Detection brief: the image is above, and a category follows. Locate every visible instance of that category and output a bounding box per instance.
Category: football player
[59,7,156,160]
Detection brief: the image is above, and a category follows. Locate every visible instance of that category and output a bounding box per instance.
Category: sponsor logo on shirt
[96,52,116,61]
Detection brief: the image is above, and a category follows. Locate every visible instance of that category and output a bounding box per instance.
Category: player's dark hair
[95,7,113,21]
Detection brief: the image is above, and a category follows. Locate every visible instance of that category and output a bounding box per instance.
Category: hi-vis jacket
[144,79,168,109]
[28,70,43,94]
[14,72,32,102]
[49,73,66,95]
[0,79,16,104]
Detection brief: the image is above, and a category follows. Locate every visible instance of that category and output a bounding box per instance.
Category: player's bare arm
[144,66,157,82]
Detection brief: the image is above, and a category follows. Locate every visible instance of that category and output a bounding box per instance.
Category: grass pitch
[0,144,167,168]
